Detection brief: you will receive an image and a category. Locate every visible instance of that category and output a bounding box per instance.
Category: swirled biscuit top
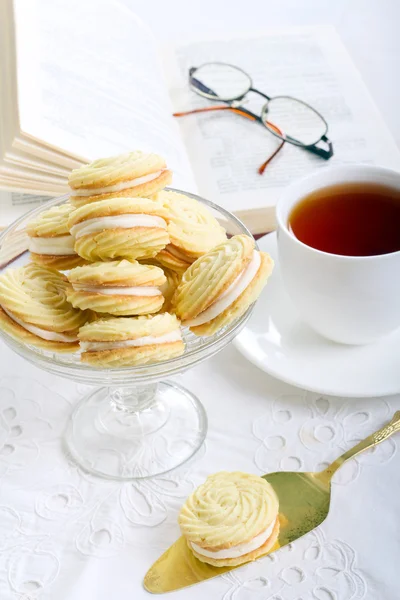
[179,471,279,548]
[0,263,87,333]
[67,260,166,287]
[68,151,166,190]
[67,197,168,228]
[78,312,180,342]
[173,234,255,321]
[27,203,74,237]
[158,191,227,255]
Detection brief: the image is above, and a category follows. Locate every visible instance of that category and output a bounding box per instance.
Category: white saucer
[234,233,400,398]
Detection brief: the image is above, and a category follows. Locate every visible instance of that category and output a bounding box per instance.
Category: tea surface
[289,182,400,256]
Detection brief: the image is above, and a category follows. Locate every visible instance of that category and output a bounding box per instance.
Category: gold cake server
[144,410,400,593]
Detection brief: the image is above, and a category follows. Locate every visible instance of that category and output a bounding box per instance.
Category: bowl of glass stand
[0,189,255,480]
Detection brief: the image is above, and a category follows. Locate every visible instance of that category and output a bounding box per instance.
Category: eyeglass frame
[188,62,334,161]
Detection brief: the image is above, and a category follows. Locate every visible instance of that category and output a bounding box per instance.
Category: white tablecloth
[1,337,399,600]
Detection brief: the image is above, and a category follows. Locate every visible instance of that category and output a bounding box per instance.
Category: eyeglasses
[173,62,333,174]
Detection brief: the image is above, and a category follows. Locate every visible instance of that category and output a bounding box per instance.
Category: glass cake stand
[0,190,255,480]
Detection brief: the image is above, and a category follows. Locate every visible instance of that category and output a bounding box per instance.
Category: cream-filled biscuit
[154,244,193,275]
[79,312,185,367]
[0,263,88,351]
[173,235,274,336]
[68,197,170,262]
[138,261,182,310]
[154,191,227,274]
[27,202,86,270]
[68,151,172,207]
[179,471,280,567]
[67,259,166,316]
[158,267,181,312]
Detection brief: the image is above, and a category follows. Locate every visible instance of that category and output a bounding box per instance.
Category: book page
[0,190,52,227]
[12,0,196,192]
[0,163,67,187]
[4,150,71,177]
[165,26,400,215]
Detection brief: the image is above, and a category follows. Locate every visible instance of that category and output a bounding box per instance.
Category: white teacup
[276,165,400,345]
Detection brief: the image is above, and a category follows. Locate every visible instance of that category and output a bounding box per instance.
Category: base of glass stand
[65,381,207,480]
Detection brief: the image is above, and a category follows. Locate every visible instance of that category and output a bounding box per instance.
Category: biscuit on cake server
[173,234,274,336]
[68,151,172,207]
[0,263,88,352]
[67,259,167,316]
[27,202,86,270]
[68,197,170,262]
[154,191,227,274]
[78,313,185,367]
[179,471,280,567]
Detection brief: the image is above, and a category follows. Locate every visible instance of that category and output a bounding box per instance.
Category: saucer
[234,233,400,397]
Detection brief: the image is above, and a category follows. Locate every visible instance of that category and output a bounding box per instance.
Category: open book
[1,0,400,231]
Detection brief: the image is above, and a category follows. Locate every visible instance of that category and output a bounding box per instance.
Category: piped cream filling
[69,170,164,197]
[81,330,182,352]
[2,306,78,343]
[71,283,162,296]
[191,518,276,560]
[70,214,167,239]
[184,250,261,327]
[29,235,76,256]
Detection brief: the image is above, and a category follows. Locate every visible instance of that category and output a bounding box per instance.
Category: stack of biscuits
[0,150,274,368]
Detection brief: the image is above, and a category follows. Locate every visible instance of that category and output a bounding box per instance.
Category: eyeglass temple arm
[173,104,286,173]
[298,134,334,160]
[173,104,259,122]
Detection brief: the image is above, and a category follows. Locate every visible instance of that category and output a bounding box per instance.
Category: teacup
[276,165,400,344]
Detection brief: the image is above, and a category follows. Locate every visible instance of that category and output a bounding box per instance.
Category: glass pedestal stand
[0,189,254,480]
[65,382,207,479]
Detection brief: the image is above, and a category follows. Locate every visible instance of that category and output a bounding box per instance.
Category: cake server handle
[321,411,400,477]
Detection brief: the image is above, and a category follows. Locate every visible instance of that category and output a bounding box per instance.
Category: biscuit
[0,307,79,353]
[0,263,88,351]
[154,191,227,273]
[159,267,181,312]
[79,312,185,367]
[189,517,280,567]
[67,259,166,316]
[179,471,280,567]
[173,235,274,336]
[68,197,170,262]
[155,244,193,275]
[68,151,172,207]
[27,202,86,270]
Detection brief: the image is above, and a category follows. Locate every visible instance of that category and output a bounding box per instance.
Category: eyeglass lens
[191,63,251,101]
[262,97,327,146]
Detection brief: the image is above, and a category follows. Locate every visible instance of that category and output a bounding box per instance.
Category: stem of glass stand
[96,384,167,438]
[109,384,158,413]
